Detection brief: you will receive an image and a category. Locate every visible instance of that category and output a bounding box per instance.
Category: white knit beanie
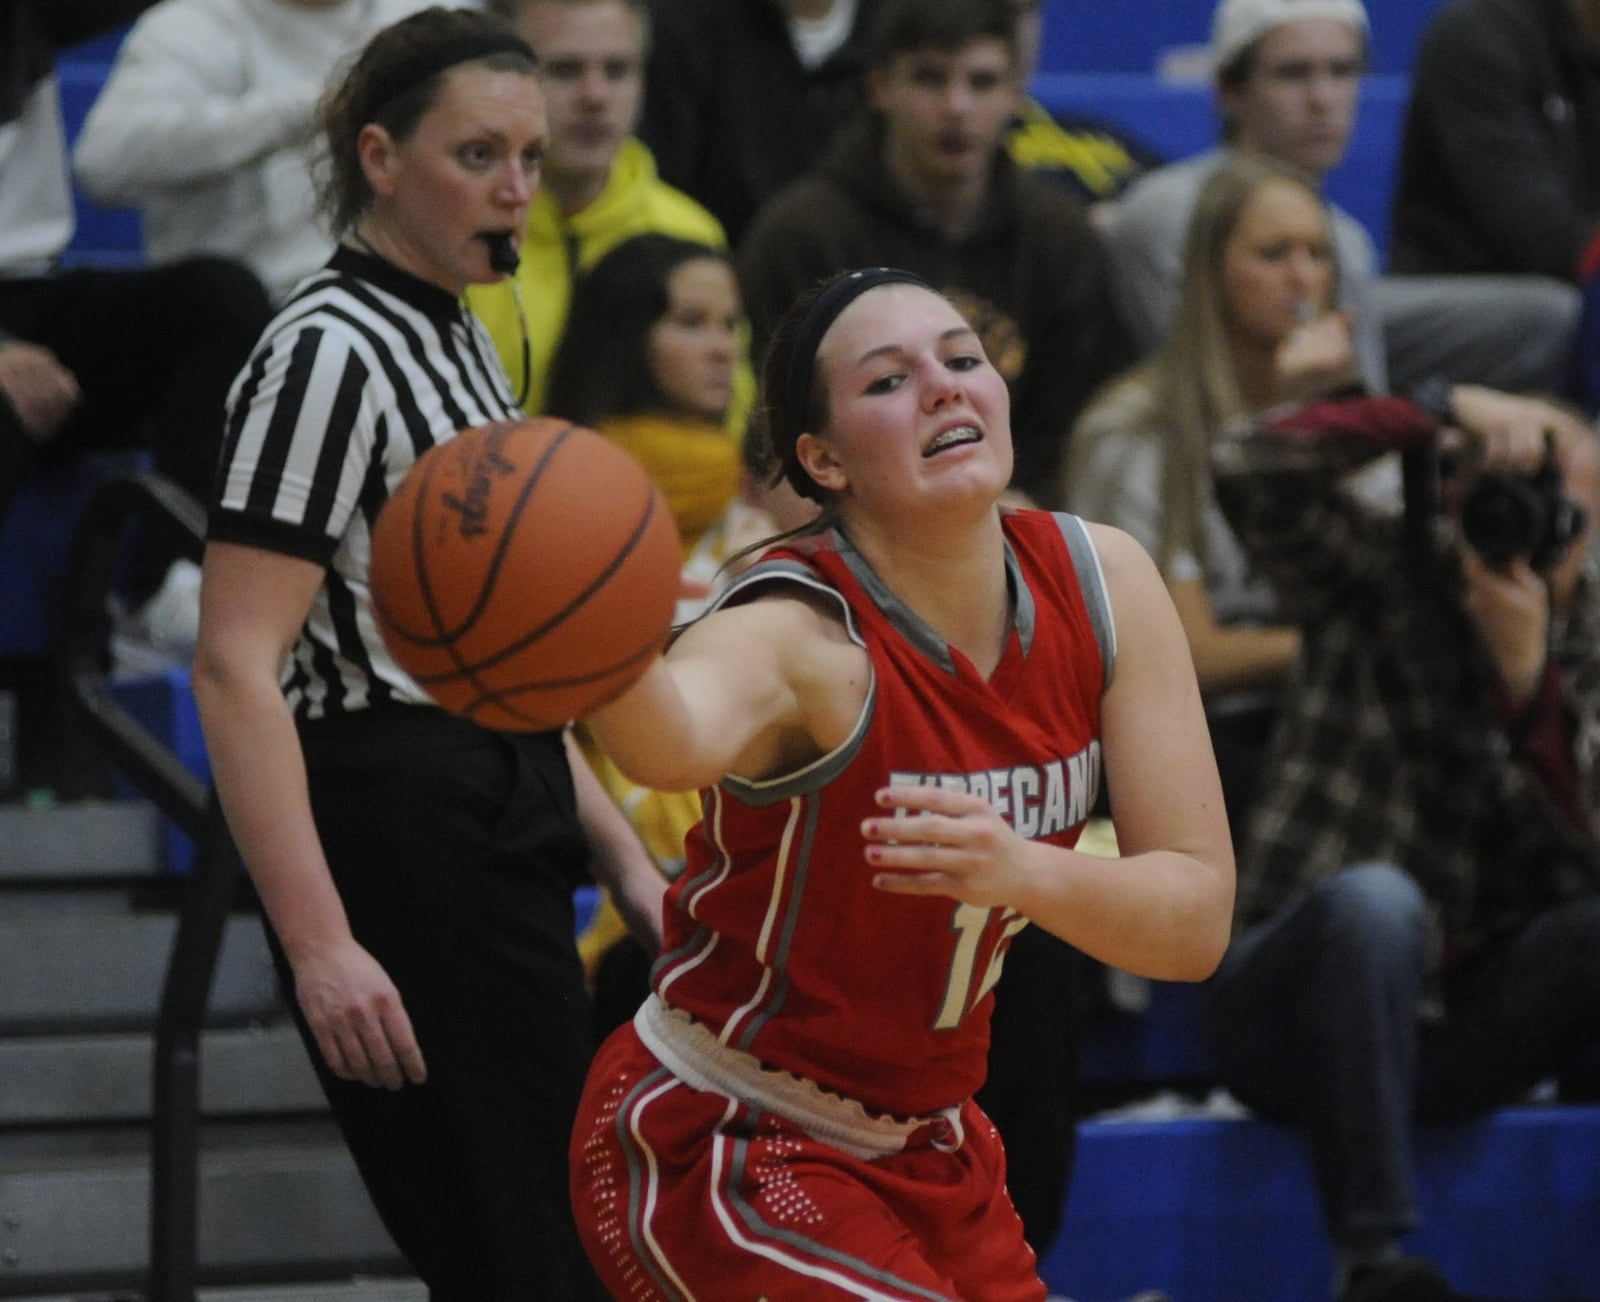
[1211,0,1370,75]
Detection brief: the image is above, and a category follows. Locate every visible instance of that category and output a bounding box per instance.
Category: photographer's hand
[1441,386,1560,475]
[1461,548,1549,706]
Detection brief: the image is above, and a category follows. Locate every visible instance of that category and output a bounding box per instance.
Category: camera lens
[1460,474,1546,567]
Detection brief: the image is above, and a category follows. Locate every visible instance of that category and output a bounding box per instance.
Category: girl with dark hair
[193,10,662,1298]
[566,266,1234,1298]
[548,233,744,553]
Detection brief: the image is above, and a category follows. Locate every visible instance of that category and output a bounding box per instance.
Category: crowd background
[4,3,1600,1300]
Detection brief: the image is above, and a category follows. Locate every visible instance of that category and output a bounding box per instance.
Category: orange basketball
[369,417,682,732]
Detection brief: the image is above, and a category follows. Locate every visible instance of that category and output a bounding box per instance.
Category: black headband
[782,267,935,431]
[361,30,537,127]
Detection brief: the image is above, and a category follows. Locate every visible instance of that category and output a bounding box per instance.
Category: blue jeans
[1204,863,1600,1242]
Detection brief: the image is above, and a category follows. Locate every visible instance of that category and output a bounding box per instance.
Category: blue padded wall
[1037,0,1449,75]
[57,58,143,269]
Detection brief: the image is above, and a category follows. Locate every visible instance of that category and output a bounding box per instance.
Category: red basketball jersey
[651,510,1114,1118]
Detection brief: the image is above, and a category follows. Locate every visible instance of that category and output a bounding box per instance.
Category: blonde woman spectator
[1067,155,1359,830]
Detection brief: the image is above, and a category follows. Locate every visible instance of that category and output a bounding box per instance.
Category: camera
[1457,434,1587,571]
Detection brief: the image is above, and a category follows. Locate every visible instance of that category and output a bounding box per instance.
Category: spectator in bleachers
[467,0,755,427]
[547,234,743,546]
[736,0,1132,509]
[1065,155,1356,838]
[70,0,437,307]
[1004,0,1165,208]
[1102,0,1581,399]
[635,0,881,247]
[639,0,1156,245]
[1207,378,1600,1302]
[1389,0,1600,290]
[0,2,273,658]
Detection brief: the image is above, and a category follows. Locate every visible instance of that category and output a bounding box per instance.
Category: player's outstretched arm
[588,591,863,794]
[193,541,426,1091]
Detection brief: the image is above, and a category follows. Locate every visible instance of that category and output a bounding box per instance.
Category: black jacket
[1389,0,1600,280]
[737,112,1133,506]
[638,0,878,246]
[0,1,157,123]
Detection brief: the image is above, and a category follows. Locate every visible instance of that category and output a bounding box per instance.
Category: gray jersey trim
[708,557,875,806]
[1053,512,1117,692]
[834,528,1037,672]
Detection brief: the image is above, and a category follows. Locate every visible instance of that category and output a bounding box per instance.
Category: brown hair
[316,7,538,236]
[1069,154,1332,571]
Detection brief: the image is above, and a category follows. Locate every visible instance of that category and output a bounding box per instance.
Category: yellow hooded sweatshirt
[465,137,754,435]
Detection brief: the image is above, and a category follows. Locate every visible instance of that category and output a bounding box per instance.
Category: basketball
[369,417,682,732]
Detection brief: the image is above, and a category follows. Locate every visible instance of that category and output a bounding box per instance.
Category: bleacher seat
[1045,1104,1600,1301]
[60,25,132,66]
[0,452,148,660]
[1080,977,1213,1085]
[56,56,143,268]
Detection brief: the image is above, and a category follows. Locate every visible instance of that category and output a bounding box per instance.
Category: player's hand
[0,340,81,437]
[862,784,1029,909]
[1461,548,1549,705]
[291,938,427,1090]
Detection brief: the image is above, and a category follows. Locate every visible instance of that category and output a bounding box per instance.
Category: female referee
[191,9,662,1299]
[569,267,1236,1300]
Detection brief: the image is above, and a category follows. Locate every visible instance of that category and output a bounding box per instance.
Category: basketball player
[191,11,663,1299]
[569,267,1236,1299]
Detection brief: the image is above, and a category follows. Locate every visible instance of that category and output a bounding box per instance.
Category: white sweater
[0,76,75,276]
[71,0,432,301]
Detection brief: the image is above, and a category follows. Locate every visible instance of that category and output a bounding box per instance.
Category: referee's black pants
[277,707,607,1302]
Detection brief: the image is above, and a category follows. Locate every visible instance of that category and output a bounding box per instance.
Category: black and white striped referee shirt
[210,245,524,720]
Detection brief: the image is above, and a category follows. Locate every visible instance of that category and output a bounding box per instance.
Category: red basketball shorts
[569,1020,1046,1302]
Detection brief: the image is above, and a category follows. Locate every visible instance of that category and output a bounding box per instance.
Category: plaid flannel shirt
[1211,396,1600,965]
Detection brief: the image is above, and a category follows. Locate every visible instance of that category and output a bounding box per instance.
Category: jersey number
[933,903,1028,1030]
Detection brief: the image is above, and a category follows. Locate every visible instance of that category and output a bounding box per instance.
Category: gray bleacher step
[0,913,281,1033]
[0,1023,320,1126]
[0,800,164,880]
[0,1140,403,1295]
